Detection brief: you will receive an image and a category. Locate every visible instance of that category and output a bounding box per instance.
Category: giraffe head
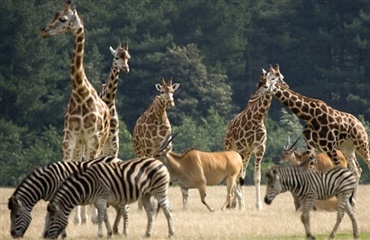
[155,77,180,108]
[41,0,83,38]
[255,64,288,96]
[109,42,130,73]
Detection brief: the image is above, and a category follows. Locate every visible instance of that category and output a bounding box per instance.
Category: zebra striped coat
[264,165,358,240]
[43,157,173,239]
[7,156,125,238]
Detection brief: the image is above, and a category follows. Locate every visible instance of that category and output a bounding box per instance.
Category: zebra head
[264,166,283,205]
[43,202,68,239]
[8,195,31,238]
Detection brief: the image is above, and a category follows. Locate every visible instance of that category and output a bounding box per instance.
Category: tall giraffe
[132,77,180,157]
[41,0,110,224]
[99,42,130,157]
[224,69,288,210]
[256,64,370,201]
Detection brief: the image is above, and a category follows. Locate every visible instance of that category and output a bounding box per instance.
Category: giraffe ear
[172,83,180,91]
[155,84,162,92]
[110,46,117,56]
[262,68,267,74]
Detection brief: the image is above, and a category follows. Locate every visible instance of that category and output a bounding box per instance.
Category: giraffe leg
[254,146,265,210]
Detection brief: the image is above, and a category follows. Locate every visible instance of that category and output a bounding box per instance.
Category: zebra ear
[8,196,19,211]
[47,202,59,213]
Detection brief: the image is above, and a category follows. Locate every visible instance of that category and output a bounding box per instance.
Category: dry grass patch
[1,185,369,239]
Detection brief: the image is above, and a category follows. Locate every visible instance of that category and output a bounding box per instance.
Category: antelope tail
[239,169,245,186]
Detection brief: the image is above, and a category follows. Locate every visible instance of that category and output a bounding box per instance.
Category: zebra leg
[180,187,189,211]
[329,195,358,240]
[103,210,113,238]
[300,199,316,240]
[123,205,130,236]
[156,194,174,237]
[95,202,112,238]
[344,199,359,239]
[291,192,301,211]
[112,206,121,234]
[141,194,155,238]
[90,204,99,224]
[74,205,82,224]
[112,205,129,235]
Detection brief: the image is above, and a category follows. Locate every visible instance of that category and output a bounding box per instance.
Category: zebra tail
[349,189,356,207]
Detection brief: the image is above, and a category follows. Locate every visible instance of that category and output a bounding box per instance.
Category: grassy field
[1,185,369,239]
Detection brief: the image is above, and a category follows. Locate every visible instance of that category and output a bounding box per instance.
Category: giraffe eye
[59,17,67,23]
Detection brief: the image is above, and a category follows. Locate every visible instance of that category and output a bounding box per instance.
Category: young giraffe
[256,64,370,202]
[224,70,288,210]
[99,43,130,157]
[132,77,180,157]
[41,0,110,224]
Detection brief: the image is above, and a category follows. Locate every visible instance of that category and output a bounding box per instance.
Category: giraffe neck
[101,64,120,109]
[147,96,167,123]
[70,25,94,97]
[245,94,273,122]
[272,85,317,121]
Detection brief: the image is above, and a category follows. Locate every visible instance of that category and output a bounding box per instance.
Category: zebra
[43,157,174,239]
[7,156,128,238]
[264,165,358,240]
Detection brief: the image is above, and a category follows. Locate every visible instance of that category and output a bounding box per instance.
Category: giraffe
[41,0,110,224]
[132,77,180,157]
[255,64,370,202]
[99,42,130,157]
[224,69,288,210]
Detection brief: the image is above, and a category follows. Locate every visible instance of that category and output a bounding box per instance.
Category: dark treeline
[1,0,370,186]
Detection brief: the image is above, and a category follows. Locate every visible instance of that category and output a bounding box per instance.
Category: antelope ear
[110,46,117,56]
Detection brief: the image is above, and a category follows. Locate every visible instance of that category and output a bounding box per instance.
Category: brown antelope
[279,136,348,211]
[154,135,245,212]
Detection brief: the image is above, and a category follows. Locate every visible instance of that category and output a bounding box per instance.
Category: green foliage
[1,0,370,186]
[172,107,228,153]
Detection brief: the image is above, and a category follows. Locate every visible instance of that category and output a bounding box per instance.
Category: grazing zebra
[7,156,128,238]
[43,157,174,239]
[264,165,358,240]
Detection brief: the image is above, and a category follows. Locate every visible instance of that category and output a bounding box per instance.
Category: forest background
[1,0,370,186]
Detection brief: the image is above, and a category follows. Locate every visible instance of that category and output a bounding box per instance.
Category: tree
[160,44,235,125]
